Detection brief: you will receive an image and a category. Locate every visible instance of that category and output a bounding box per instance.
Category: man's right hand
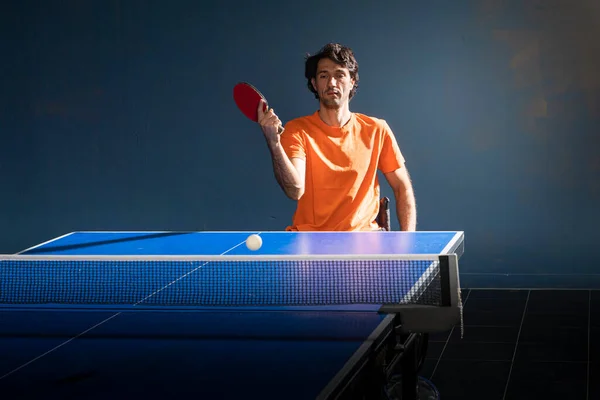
[257,99,283,145]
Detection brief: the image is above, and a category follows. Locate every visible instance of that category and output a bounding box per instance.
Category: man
[258,43,416,232]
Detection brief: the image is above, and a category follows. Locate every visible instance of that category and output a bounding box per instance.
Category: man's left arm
[384,166,417,231]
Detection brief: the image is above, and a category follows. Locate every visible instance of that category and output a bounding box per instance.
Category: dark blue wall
[2,1,599,288]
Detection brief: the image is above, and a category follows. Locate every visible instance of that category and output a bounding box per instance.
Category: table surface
[17,230,464,256]
[0,231,464,399]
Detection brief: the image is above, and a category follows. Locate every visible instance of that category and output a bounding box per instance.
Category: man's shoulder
[352,112,391,130]
[285,112,318,130]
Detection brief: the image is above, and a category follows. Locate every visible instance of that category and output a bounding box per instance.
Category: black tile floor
[419,289,600,400]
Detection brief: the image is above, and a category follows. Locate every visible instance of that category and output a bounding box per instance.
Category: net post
[377,253,462,334]
[439,255,451,307]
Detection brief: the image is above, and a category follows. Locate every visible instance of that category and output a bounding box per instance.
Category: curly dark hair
[304,43,359,100]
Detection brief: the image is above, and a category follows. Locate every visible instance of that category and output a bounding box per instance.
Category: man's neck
[317,104,352,128]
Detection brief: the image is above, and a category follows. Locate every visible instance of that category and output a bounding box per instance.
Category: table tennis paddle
[233,82,284,134]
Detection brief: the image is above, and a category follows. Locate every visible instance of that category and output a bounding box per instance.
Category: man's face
[311,58,355,109]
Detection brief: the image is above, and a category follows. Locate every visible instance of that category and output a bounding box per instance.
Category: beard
[320,91,343,109]
[321,98,340,109]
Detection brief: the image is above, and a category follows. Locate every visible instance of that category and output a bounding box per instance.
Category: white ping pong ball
[245,234,262,251]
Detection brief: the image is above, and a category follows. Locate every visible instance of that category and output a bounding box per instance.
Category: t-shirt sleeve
[378,120,405,173]
[280,121,306,160]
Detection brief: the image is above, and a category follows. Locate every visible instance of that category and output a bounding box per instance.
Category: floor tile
[516,325,588,362]
[426,340,446,360]
[523,291,588,328]
[589,327,600,363]
[589,363,600,400]
[527,289,588,308]
[590,291,600,327]
[515,341,587,363]
[419,358,437,380]
[462,297,526,327]
[518,324,587,345]
[465,296,528,312]
[522,311,588,328]
[441,341,515,361]
[504,361,587,399]
[449,325,519,343]
[460,289,471,303]
[526,290,588,317]
[429,359,511,400]
[429,329,450,342]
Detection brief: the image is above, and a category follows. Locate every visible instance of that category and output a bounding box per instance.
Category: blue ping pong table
[0,230,464,400]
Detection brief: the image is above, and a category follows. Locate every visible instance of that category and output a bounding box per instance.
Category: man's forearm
[395,188,417,231]
[267,140,304,200]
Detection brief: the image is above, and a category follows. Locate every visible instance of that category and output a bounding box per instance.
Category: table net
[0,256,448,307]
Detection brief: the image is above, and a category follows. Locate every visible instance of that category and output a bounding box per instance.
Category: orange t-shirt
[280,111,405,231]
